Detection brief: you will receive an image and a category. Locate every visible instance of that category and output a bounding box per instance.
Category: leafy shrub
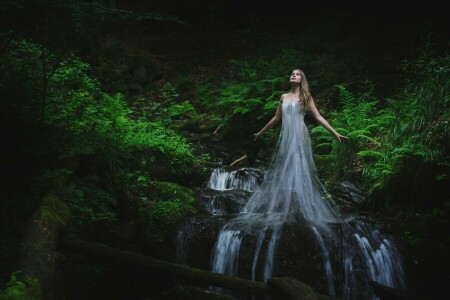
[0,271,42,300]
[34,169,117,233]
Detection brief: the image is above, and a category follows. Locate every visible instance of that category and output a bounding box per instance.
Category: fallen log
[60,237,330,299]
[268,277,331,300]
[60,237,268,296]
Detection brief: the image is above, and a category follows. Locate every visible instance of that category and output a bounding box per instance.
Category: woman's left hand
[335,133,349,142]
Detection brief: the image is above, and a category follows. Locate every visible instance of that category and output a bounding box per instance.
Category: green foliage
[362,45,449,193]
[1,37,209,246]
[195,54,296,132]
[0,271,41,300]
[135,82,206,134]
[138,181,196,243]
[212,73,285,136]
[67,1,184,28]
[34,169,117,233]
[122,121,197,172]
[159,82,180,102]
[1,38,200,171]
[403,231,423,247]
[45,48,198,170]
[311,83,384,185]
[63,180,117,232]
[145,99,199,130]
[312,42,450,204]
[40,193,71,228]
[0,38,46,121]
[229,59,257,81]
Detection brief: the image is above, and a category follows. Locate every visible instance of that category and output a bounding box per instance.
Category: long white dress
[243,100,338,223]
[212,100,338,282]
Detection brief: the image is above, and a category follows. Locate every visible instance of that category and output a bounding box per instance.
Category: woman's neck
[290,85,301,94]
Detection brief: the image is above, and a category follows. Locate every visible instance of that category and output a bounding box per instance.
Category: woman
[242,67,347,222]
[212,68,347,282]
[253,68,348,142]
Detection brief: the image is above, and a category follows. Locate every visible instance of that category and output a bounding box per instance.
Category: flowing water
[207,168,264,192]
[204,168,405,299]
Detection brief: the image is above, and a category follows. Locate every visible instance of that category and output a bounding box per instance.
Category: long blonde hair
[293,68,313,112]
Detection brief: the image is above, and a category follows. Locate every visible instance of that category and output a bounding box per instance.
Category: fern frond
[357,150,385,158]
[316,142,333,148]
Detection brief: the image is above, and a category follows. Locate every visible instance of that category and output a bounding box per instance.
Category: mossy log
[160,285,237,300]
[0,193,71,300]
[268,277,332,300]
[60,237,268,296]
[60,237,329,299]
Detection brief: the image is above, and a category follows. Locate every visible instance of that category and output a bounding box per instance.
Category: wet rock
[176,215,230,269]
[207,168,265,192]
[332,180,367,211]
[272,223,335,295]
[369,281,427,300]
[199,189,251,215]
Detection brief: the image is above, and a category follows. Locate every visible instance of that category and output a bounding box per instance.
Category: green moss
[139,181,197,243]
[39,194,71,228]
[149,181,195,204]
[0,271,42,300]
[150,199,196,227]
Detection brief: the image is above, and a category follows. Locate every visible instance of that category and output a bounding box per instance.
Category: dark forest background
[0,0,449,299]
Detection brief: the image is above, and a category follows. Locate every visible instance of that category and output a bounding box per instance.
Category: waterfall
[211,228,243,276]
[311,226,336,297]
[353,224,405,288]
[207,168,264,192]
[203,167,405,299]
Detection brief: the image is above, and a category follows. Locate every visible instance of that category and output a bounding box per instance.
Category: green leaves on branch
[198,57,291,131]
[0,37,198,168]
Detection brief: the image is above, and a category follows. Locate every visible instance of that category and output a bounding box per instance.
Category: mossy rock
[149,181,195,204]
[139,181,197,244]
[39,193,71,228]
[268,277,332,300]
[160,285,237,300]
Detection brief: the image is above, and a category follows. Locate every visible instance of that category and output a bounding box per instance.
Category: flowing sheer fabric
[212,100,340,283]
[244,100,338,223]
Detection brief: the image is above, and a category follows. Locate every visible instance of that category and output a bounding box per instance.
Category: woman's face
[290,69,302,84]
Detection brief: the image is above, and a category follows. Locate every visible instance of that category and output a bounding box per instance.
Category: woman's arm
[309,98,348,142]
[254,97,283,141]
